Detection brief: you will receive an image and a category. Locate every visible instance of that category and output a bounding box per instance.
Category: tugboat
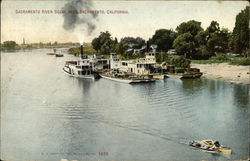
[189,140,232,154]
[63,45,98,79]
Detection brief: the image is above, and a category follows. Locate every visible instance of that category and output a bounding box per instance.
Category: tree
[197,45,210,59]
[100,42,112,55]
[112,43,127,55]
[206,21,220,35]
[205,21,230,54]
[2,41,17,50]
[149,29,176,52]
[231,6,249,56]
[176,20,203,36]
[195,21,230,58]
[91,31,115,54]
[174,20,203,58]
[173,33,196,58]
[92,37,101,51]
[195,31,209,46]
[209,28,230,53]
[120,37,145,49]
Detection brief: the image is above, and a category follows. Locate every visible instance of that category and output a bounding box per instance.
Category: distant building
[22,38,25,45]
[133,46,147,55]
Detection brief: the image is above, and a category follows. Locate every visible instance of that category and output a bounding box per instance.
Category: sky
[1,0,249,44]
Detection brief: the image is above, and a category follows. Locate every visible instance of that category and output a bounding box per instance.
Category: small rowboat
[189,140,232,154]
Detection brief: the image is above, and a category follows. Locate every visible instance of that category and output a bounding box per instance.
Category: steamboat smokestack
[80,45,84,59]
[146,41,149,52]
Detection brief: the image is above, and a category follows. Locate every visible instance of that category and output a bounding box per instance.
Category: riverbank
[191,63,250,85]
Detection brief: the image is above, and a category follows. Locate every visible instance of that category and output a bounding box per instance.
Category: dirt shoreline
[191,63,250,85]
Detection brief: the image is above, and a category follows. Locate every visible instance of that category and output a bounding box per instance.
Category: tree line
[91,6,249,59]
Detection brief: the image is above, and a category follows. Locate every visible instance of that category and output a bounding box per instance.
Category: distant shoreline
[191,63,250,85]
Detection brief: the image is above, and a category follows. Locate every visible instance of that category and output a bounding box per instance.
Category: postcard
[1,0,249,161]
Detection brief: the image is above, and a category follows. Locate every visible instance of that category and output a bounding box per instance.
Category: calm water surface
[1,49,249,161]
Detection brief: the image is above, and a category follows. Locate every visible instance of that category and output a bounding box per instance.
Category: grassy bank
[192,54,250,66]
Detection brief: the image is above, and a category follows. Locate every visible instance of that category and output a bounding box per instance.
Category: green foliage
[206,21,220,34]
[155,52,168,63]
[91,31,116,54]
[230,57,250,66]
[194,21,230,59]
[84,45,97,54]
[2,41,18,50]
[149,29,176,52]
[210,53,229,61]
[206,28,230,54]
[231,6,249,56]
[92,38,101,51]
[192,54,250,66]
[112,43,127,55]
[68,45,97,55]
[100,42,112,55]
[173,20,231,59]
[173,20,205,59]
[173,33,196,58]
[165,56,191,68]
[68,47,80,55]
[195,31,208,46]
[197,45,211,59]
[176,20,203,36]
[194,21,229,59]
[120,37,145,49]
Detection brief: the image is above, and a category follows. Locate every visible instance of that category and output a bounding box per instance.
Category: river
[1,49,249,161]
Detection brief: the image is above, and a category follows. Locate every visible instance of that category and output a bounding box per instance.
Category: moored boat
[152,74,165,80]
[165,67,203,79]
[189,140,232,154]
[167,74,183,79]
[47,53,56,56]
[100,73,155,84]
[55,54,64,57]
[62,45,98,79]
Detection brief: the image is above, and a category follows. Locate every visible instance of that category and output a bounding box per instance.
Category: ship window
[122,62,127,66]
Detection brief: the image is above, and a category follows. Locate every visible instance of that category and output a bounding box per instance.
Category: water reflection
[181,78,204,94]
[233,84,249,108]
[76,78,94,94]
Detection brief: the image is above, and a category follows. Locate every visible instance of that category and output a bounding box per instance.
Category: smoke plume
[62,0,97,35]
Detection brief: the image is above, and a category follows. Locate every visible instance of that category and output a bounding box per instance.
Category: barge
[100,73,155,84]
